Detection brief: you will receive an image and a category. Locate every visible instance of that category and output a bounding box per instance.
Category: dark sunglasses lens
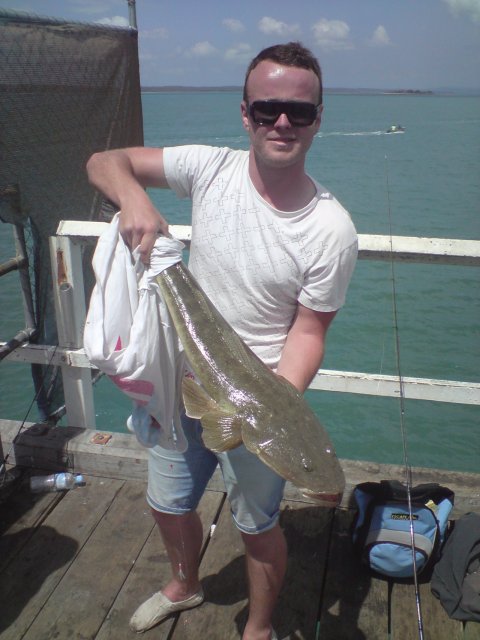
[288,103,317,125]
[250,101,317,126]
[250,102,280,124]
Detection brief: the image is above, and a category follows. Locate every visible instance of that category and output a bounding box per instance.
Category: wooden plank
[0,475,123,640]
[0,478,62,573]
[464,621,480,639]
[21,479,154,640]
[357,234,480,266]
[318,508,389,639]
[5,343,479,404]
[56,221,480,266]
[57,220,193,245]
[338,459,480,519]
[171,498,246,640]
[275,503,333,640]
[3,420,480,516]
[95,489,225,640]
[309,370,480,405]
[173,501,333,640]
[4,343,479,405]
[1,420,149,482]
[49,235,95,428]
[390,580,463,639]
[2,342,93,368]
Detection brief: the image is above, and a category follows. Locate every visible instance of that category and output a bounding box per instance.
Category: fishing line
[384,155,425,640]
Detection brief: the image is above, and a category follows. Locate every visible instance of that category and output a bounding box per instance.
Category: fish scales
[156,262,345,506]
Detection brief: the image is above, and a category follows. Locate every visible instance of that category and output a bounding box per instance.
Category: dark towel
[431,512,480,621]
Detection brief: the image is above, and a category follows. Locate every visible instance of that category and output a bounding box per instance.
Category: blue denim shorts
[147,414,286,534]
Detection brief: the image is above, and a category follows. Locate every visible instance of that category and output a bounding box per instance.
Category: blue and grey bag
[352,480,454,579]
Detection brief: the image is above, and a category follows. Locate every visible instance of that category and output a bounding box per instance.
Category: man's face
[241,60,322,170]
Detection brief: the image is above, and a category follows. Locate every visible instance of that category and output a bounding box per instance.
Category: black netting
[0,9,144,418]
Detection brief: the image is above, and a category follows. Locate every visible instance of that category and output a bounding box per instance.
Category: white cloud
[258,16,301,36]
[68,0,125,16]
[442,0,480,23]
[368,25,391,46]
[141,27,169,39]
[95,15,129,27]
[225,43,253,64]
[312,19,353,51]
[186,41,218,57]
[222,18,245,33]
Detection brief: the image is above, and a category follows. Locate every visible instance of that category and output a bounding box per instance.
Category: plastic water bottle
[29,472,86,493]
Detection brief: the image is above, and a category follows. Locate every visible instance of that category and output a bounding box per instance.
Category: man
[87,42,357,640]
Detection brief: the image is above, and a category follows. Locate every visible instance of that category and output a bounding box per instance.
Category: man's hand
[118,193,168,264]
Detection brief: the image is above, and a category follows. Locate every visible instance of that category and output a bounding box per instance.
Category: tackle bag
[352,480,454,579]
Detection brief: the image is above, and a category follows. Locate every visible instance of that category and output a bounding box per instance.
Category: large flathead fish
[156,262,345,506]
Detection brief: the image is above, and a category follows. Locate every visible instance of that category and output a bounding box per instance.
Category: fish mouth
[300,490,343,508]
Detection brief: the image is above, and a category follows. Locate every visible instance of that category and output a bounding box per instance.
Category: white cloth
[83,213,187,451]
[163,144,358,369]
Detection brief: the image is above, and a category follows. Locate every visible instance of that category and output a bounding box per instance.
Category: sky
[4,0,480,90]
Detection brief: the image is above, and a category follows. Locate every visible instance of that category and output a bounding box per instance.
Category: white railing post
[49,235,96,428]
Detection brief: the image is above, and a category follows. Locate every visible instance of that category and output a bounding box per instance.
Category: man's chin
[258,147,302,169]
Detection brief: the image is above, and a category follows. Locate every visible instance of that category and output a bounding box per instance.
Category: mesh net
[0,9,144,418]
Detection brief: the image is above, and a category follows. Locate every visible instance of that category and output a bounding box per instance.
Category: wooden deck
[1,422,480,639]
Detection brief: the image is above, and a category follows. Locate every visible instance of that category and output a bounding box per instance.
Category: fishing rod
[384,154,425,640]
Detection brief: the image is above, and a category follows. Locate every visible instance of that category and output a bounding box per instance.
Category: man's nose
[274,112,292,127]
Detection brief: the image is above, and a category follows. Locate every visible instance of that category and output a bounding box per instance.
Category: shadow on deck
[1,472,479,640]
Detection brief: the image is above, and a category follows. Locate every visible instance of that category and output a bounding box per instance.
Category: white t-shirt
[163,145,357,369]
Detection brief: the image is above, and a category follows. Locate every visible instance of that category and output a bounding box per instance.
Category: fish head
[243,388,345,504]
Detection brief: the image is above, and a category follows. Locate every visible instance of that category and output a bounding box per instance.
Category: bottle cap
[75,474,86,487]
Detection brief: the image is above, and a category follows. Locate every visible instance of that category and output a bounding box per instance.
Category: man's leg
[129,509,205,632]
[152,508,204,601]
[144,415,217,601]
[129,416,217,632]
[216,445,287,640]
[241,524,287,640]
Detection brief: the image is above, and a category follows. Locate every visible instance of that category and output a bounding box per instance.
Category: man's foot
[129,589,204,633]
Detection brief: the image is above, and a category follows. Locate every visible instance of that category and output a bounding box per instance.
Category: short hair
[243,42,323,105]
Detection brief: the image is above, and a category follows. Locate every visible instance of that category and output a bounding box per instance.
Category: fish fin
[182,377,217,419]
[201,412,243,452]
[182,377,243,451]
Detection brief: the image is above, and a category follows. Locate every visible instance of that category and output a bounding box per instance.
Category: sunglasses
[248,100,320,127]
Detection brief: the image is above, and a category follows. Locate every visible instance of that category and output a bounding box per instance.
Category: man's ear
[314,104,323,133]
[241,101,250,132]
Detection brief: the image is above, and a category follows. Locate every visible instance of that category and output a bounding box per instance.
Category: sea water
[1,92,479,473]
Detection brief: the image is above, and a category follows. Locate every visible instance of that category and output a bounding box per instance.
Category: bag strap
[365,529,435,558]
[356,480,454,505]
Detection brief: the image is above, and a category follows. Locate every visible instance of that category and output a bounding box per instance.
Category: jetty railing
[2,220,480,429]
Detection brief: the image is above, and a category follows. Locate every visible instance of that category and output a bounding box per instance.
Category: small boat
[386,124,405,133]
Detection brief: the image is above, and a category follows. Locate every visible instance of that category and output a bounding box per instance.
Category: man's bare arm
[86,147,169,261]
[276,303,337,394]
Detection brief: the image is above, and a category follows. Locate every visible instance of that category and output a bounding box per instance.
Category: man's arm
[276,303,337,394]
[86,147,168,261]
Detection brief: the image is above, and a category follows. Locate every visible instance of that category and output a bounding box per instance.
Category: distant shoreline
[141,86,434,94]
[141,86,479,96]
